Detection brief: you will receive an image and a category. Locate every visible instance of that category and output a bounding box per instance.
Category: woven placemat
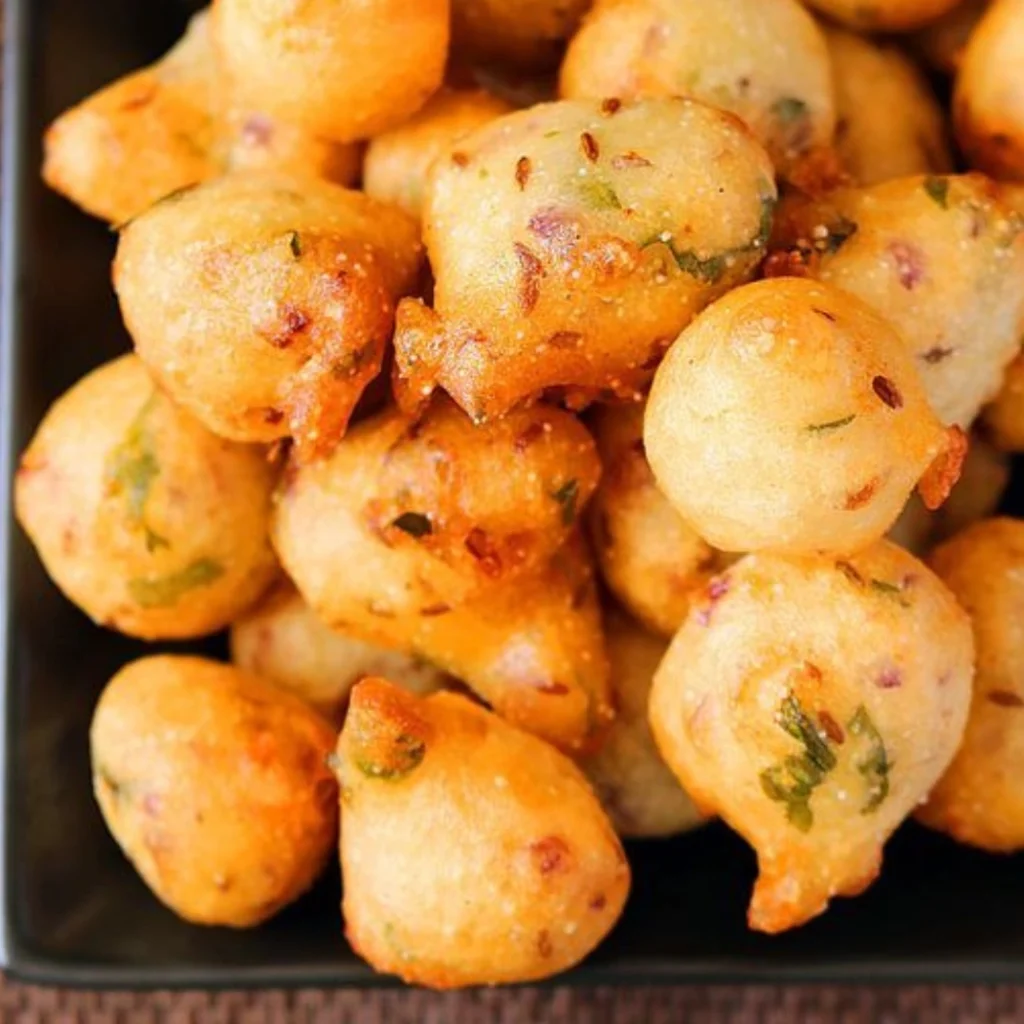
[3,979,1024,1023]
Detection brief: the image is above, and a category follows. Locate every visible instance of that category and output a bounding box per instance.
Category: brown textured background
[5,7,1024,1023]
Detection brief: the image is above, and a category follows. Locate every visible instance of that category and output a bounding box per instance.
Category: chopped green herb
[288,231,302,258]
[869,578,910,607]
[106,393,169,553]
[128,558,224,608]
[552,479,580,526]
[753,187,777,251]
[923,176,949,209]
[392,512,433,538]
[806,414,856,434]
[847,706,890,812]
[577,178,622,210]
[759,695,838,832]
[772,96,809,124]
[355,733,426,781]
[543,129,561,139]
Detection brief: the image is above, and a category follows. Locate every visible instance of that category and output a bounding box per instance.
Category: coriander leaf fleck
[772,96,809,124]
[128,558,224,608]
[923,176,949,209]
[552,479,580,526]
[806,414,856,434]
[847,705,890,812]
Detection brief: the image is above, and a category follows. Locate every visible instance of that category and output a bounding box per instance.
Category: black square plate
[3,0,1024,989]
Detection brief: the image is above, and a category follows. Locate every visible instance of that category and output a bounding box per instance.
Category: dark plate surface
[3,0,1024,990]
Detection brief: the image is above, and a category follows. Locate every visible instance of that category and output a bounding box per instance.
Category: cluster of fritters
[12,0,1024,989]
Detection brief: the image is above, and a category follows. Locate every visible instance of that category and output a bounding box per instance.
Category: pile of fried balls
[14,0,1024,988]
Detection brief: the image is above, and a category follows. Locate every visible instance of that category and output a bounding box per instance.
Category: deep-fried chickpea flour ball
[15,355,278,640]
[644,278,963,556]
[799,0,963,31]
[91,655,337,927]
[920,519,1024,850]
[212,0,450,143]
[393,96,776,422]
[335,678,629,988]
[451,0,593,68]
[114,172,421,460]
[560,0,836,180]
[650,542,973,933]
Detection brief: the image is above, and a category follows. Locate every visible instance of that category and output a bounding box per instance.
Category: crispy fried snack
[393,97,776,421]
[580,612,705,837]
[560,0,837,180]
[800,0,962,31]
[826,27,952,186]
[769,175,1024,428]
[91,655,337,927]
[271,397,600,616]
[889,432,1010,553]
[644,278,962,556]
[42,12,360,226]
[451,0,593,67]
[650,542,973,933]
[113,172,421,459]
[588,402,731,638]
[920,519,1024,850]
[14,355,278,640]
[335,677,629,987]
[364,88,514,219]
[212,0,450,143]
[231,584,449,725]
[955,0,1024,180]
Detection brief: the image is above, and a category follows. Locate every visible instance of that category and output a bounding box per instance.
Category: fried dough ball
[580,613,704,837]
[364,89,514,219]
[919,519,1024,850]
[230,584,449,725]
[826,27,952,186]
[212,0,449,143]
[41,12,360,226]
[588,402,731,638]
[114,173,421,459]
[955,0,1024,180]
[451,0,593,68]
[889,433,1010,553]
[14,355,277,640]
[91,655,337,927]
[913,0,990,73]
[560,0,836,179]
[650,542,974,933]
[770,175,1024,428]
[271,397,600,617]
[394,97,776,422]
[799,0,962,31]
[645,278,962,556]
[278,512,612,752]
[336,677,629,987]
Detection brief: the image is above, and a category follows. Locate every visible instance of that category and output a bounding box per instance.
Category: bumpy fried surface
[645,278,960,556]
[91,655,337,927]
[271,396,600,617]
[42,12,360,226]
[920,519,1024,850]
[231,584,449,725]
[560,0,836,179]
[364,88,514,218]
[393,97,776,421]
[588,402,731,637]
[451,0,593,67]
[14,355,278,640]
[826,27,952,186]
[650,542,973,933]
[800,0,962,31]
[336,678,629,988]
[114,172,421,458]
[955,0,1024,180]
[212,0,450,143]
[580,612,704,837]
[769,175,1024,428]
